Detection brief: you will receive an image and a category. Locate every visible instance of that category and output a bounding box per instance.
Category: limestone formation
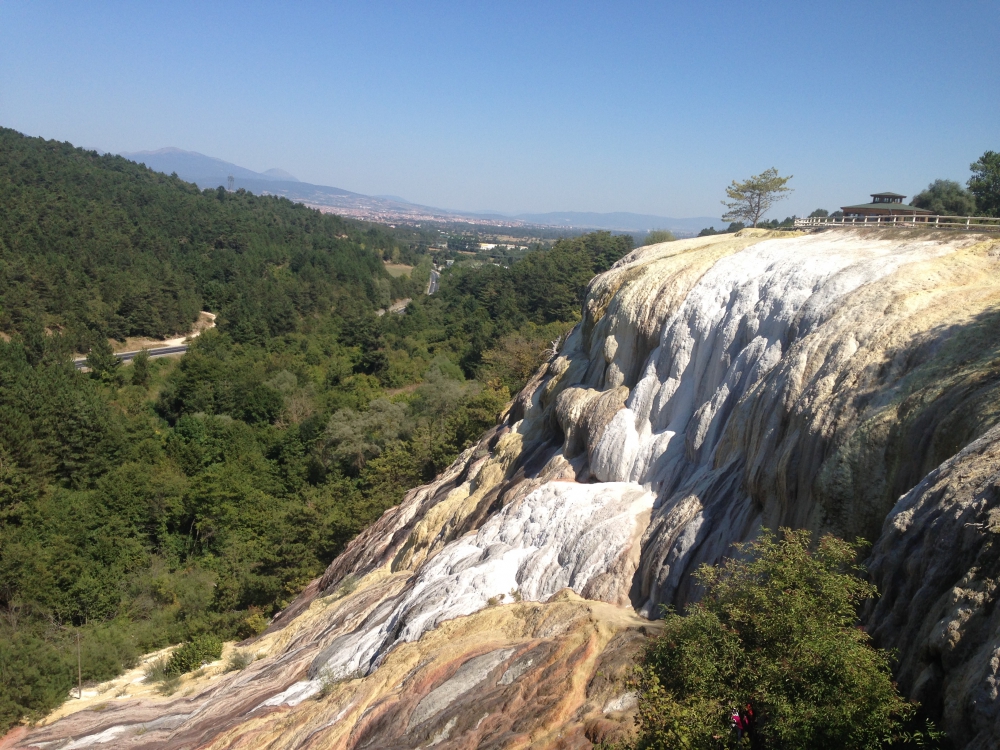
[13,228,1000,749]
[866,424,1000,750]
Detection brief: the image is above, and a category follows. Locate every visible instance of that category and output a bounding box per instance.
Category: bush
[333,574,359,599]
[142,656,169,683]
[632,530,927,750]
[225,650,254,672]
[0,632,73,732]
[643,230,676,245]
[165,635,223,676]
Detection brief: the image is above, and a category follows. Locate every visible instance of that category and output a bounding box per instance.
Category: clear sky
[1,1,997,218]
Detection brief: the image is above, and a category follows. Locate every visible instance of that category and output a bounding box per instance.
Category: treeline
[413,230,634,377]
[911,151,1000,217]
[0,127,634,731]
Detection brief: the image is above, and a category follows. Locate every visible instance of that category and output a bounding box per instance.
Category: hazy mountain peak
[263,168,298,181]
[119,148,302,187]
[128,146,207,157]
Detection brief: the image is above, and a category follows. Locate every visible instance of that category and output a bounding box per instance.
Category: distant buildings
[841,193,933,219]
[479,242,528,252]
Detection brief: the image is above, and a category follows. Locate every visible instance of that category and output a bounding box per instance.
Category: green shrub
[241,612,269,637]
[165,636,223,676]
[225,650,254,672]
[142,656,169,684]
[333,574,359,599]
[0,632,74,732]
[632,530,928,750]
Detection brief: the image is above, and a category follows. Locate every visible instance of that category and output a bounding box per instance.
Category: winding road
[73,311,216,370]
[73,344,191,370]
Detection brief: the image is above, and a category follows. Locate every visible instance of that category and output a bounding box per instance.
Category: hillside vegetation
[0,127,431,348]
[0,128,632,732]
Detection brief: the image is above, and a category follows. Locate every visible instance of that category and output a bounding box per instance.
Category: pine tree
[86,337,120,382]
[131,348,151,387]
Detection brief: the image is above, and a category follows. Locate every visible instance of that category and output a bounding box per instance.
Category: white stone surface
[265,233,961,706]
[592,236,954,493]
[258,677,323,707]
[309,481,653,684]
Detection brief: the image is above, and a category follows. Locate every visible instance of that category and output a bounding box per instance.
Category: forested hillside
[0,128,633,732]
[0,127,425,348]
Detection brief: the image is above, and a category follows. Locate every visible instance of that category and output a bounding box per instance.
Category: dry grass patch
[383,262,414,277]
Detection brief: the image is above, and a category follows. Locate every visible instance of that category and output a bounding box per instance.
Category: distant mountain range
[118,148,722,234]
[121,147,304,185]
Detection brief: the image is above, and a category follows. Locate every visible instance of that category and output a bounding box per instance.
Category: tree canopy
[721,169,793,228]
[698,222,745,236]
[631,530,927,750]
[912,179,976,216]
[968,150,1000,217]
[643,230,676,245]
[0,127,423,350]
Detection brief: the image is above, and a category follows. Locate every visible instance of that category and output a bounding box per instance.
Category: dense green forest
[0,126,431,348]
[0,128,632,731]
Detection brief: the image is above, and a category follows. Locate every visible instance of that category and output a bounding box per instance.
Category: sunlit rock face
[15,229,1000,750]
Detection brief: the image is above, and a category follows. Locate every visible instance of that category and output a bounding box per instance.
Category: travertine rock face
[14,229,1000,750]
[866,425,1000,750]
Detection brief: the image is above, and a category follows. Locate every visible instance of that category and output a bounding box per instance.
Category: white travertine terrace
[269,232,957,703]
[591,235,953,491]
[266,481,653,704]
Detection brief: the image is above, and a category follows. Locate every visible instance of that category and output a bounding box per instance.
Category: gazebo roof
[841,202,933,214]
[871,192,907,198]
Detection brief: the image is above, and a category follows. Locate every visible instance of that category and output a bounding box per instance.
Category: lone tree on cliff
[631,530,938,750]
[721,168,793,228]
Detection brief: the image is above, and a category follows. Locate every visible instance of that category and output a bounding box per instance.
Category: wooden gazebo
[841,193,933,219]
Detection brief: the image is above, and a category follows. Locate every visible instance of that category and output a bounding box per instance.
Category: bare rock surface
[866,424,1000,750]
[13,228,1000,749]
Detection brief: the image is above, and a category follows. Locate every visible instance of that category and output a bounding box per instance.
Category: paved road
[427,268,440,294]
[73,344,190,370]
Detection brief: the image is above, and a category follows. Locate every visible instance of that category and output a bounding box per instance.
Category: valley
[0,128,630,743]
[4,3,998,747]
[8,221,1000,748]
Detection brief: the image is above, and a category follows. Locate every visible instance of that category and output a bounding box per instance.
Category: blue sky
[1,1,997,218]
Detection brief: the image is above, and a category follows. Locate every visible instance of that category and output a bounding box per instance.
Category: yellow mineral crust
[201,593,656,750]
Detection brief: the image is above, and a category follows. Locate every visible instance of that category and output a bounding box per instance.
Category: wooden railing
[794,214,1000,231]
